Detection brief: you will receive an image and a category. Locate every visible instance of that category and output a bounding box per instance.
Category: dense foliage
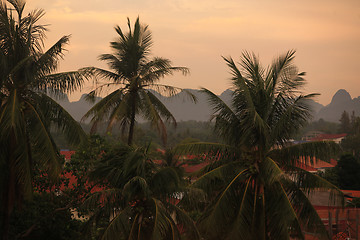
[9,193,83,240]
[322,154,360,190]
[177,51,342,239]
[340,111,360,157]
[0,1,88,239]
[82,142,199,240]
[1,1,356,240]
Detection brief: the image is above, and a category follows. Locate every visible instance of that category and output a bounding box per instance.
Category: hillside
[55,89,360,123]
[315,89,360,122]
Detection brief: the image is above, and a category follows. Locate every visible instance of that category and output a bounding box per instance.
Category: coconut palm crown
[0,1,89,238]
[178,50,342,240]
[82,17,195,146]
[84,143,199,240]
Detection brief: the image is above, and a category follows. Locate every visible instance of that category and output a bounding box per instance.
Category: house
[297,156,336,173]
[309,133,347,144]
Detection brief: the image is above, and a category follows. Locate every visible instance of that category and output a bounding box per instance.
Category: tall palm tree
[0,1,89,238]
[82,17,195,146]
[178,50,342,239]
[84,143,200,240]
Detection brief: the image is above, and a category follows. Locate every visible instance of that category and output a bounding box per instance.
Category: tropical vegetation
[177,50,342,239]
[82,17,194,146]
[322,153,360,190]
[0,1,89,239]
[0,1,352,240]
[83,143,199,240]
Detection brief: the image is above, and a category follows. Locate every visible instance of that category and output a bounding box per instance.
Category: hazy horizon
[26,0,360,105]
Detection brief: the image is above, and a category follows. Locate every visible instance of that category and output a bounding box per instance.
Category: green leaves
[0,2,88,234]
[193,51,341,239]
[83,17,192,145]
[85,143,199,240]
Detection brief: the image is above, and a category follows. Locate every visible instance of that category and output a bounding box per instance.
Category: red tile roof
[59,171,104,193]
[309,133,347,141]
[299,157,336,169]
[295,162,318,172]
[330,159,338,166]
[310,160,335,169]
[60,150,75,160]
[183,162,209,173]
[59,150,104,193]
[342,190,360,198]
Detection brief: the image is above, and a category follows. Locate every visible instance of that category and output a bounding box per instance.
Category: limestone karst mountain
[315,89,360,122]
[55,89,232,122]
[54,89,360,123]
[55,94,101,122]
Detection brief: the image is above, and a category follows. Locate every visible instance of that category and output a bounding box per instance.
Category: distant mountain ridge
[55,94,101,122]
[55,89,229,122]
[54,89,359,123]
[315,89,360,122]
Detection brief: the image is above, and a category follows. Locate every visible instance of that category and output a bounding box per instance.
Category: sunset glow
[27,0,360,104]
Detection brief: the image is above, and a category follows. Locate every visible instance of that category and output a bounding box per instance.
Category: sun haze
[27,0,360,105]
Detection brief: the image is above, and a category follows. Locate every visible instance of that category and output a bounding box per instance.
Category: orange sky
[26,0,360,105]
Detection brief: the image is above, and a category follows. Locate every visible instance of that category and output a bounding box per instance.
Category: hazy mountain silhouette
[54,89,232,122]
[55,94,101,122]
[308,100,324,117]
[54,89,360,123]
[147,89,233,122]
[315,89,360,122]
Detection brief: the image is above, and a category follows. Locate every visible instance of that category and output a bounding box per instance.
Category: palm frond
[150,166,180,197]
[200,88,241,144]
[239,51,265,88]
[167,202,201,240]
[82,188,124,214]
[0,90,33,200]
[192,161,247,196]
[139,89,168,144]
[24,100,62,180]
[82,89,125,133]
[223,56,255,111]
[140,57,189,84]
[7,0,25,17]
[289,166,344,205]
[101,207,132,240]
[39,70,89,93]
[197,169,249,239]
[122,176,150,201]
[266,50,297,94]
[151,198,180,240]
[281,177,331,239]
[34,35,70,76]
[88,67,124,84]
[146,84,197,103]
[269,94,317,146]
[36,93,87,146]
[106,91,132,133]
[259,157,304,239]
[269,141,340,167]
[173,141,236,158]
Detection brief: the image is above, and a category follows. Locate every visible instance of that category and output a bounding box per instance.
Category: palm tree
[178,50,342,239]
[82,17,195,146]
[0,1,89,238]
[84,143,200,240]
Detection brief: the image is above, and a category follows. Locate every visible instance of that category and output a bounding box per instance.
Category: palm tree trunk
[1,169,13,240]
[128,114,135,145]
[1,135,16,240]
[1,189,9,240]
[128,94,136,146]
